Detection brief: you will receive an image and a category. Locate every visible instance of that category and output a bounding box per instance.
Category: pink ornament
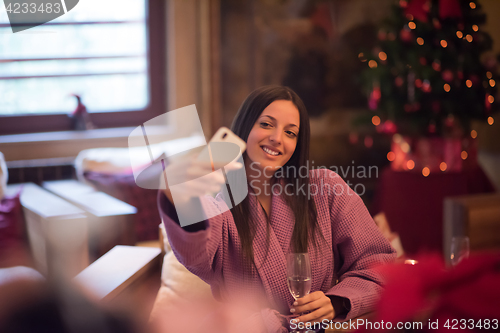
[382,120,398,135]
[422,80,432,93]
[432,61,441,71]
[442,70,454,82]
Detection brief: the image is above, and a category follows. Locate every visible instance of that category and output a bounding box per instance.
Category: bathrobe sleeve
[158,191,228,289]
[319,170,397,320]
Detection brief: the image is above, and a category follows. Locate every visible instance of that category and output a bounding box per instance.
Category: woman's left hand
[290,291,335,324]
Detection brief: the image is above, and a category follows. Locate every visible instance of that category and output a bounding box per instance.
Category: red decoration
[381,120,398,135]
[442,70,454,82]
[415,79,423,88]
[422,80,432,93]
[368,85,381,110]
[432,61,441,71]
[419,57,427,65]
[439,0,463,19]
[405,0,462,23]
[433,18,442,29]
[399,28,413,42]
[405,0,429,22]
[395,77,404,87]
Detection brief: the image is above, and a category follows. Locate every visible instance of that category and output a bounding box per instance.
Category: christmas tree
[360,0,498,137]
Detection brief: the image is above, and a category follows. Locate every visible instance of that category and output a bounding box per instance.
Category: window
[0,0,165,135]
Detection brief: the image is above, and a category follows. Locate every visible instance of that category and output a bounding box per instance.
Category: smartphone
[198,127,246,171]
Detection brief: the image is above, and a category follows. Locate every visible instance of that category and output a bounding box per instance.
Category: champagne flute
[450,236,470,266]
[286,253,314,333]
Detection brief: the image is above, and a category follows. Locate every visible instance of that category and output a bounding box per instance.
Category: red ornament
[422,80,432,93]
[368,85,381,110]
[432,61,441,71]
[439,0,462,20]
[405,0,429,22]
[400,28,413,42]
[442,70,454,82]
[382,120,398,135]
[415,79,423,88]
[433,18,441,29]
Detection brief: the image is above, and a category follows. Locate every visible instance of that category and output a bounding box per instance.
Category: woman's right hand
[161,153,243,205]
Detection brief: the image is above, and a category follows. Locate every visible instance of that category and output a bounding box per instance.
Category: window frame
[0,0,166,135]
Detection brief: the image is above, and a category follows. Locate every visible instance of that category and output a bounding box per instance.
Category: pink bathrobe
[159,169,396,331]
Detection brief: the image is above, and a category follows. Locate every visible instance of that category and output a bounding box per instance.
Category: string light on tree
[408,22,416,29]
[465,34,473,42]
[416,37,424,45]
[489,79,496,87]
[379,52,387,61]
[368,60,378,68]
[387,151,396,161]
[487,117,494,125]
[407,160,415,170]
[440,40,448,48]
[461,151,468,160]
[444,84,451,92]
[472,24,479,32]
[456,31,463,38]
[422,167,430,177]
[471,130,478,139]
[372,115,381,126]
[470,2,476,9]
[466,80,473,88]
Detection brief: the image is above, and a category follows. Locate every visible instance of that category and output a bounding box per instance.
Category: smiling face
[245,100,300,176]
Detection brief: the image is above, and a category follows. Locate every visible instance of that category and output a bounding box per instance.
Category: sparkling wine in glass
[287,253,314,333]
[450,236,470,266]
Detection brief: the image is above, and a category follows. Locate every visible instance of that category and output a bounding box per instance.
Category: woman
[159,86,395,332]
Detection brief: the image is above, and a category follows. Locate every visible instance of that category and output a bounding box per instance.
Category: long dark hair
[230,85,320,265]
